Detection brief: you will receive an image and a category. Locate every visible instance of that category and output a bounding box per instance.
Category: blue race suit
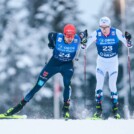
[24,33,80,102]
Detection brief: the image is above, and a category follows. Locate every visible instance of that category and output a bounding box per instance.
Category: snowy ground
[0,119,134,134]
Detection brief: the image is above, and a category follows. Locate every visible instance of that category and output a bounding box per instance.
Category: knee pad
[96,89,103,103]
[111,92,118,104]
[111,92,119,112]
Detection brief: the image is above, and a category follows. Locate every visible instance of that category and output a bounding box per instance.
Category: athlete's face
[100,25,110,36]
[64,34,75,44]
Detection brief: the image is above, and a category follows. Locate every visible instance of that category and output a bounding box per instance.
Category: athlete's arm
[48,32,57,49]
[86,31,97,49]
[116,29,128,47]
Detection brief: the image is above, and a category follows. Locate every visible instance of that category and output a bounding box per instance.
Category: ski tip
[0,114,27,119]
[21,115,27,119]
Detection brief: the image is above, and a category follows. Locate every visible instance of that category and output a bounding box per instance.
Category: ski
[86,117,103,120]
[86,116,121,120]
[0,114,27,119]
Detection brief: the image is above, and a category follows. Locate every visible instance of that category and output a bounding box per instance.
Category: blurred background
[0,0,134,119]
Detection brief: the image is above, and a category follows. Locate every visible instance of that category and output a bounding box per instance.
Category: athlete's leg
[24,65,57,101]
[61,62,74,119]
[61,62,74,102]
[109,71,118,104]
[94,59,106,118]
[5,58,59,116]
[108,61,120,119]
[95,67,105,103]
[108,61,118,93]
[95,59,106,104]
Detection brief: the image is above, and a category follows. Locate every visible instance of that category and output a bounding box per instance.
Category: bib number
[103,46,113,51]
[59,53,70,58]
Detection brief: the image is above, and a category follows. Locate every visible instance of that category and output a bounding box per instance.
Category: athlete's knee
[96,68,104,76]
[37,74,48,87]
[37,79,45,87]
[109,71,118,77]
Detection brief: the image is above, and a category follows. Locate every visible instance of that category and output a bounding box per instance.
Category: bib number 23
[103,46,113,51]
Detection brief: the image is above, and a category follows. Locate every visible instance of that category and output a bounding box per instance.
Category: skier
[84,16,132,119]
[4,24,88,119]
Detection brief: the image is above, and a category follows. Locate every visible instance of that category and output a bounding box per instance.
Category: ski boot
[5,99,27,116]
[111,92,121,119]
[62,101,70,120]
[93,89,103,120]
[112,104,121,119]
[92,103,102,120]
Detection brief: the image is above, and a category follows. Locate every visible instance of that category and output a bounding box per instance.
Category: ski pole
[84,49,87,83]
[127,47,132,115]
[84,48,87,107]
[75,44,81,61]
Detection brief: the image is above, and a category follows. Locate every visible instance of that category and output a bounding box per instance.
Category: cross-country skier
[84,16,132,119]
[4,24,88,119]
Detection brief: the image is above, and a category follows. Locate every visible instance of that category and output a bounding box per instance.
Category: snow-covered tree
[0,0,86,118]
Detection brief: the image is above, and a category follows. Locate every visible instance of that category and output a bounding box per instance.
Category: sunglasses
[65,34,75,38]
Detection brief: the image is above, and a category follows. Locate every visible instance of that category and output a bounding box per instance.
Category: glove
[79,29,88,44]
[125,31,133,48]
[48,42,55,49]
[125,31,131,41]
[48,32,57,49]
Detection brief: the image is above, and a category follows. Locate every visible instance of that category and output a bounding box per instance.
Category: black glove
[79,29,88,44]
[48,42,55,49]
[125,31,131,41]
[125,31,133,48]
[48,32,57,49]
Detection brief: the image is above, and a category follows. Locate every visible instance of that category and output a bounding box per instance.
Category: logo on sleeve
[58,37,62,42]
[98,32,101,36]
[74,39,78,43]
[112,31,115,36]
